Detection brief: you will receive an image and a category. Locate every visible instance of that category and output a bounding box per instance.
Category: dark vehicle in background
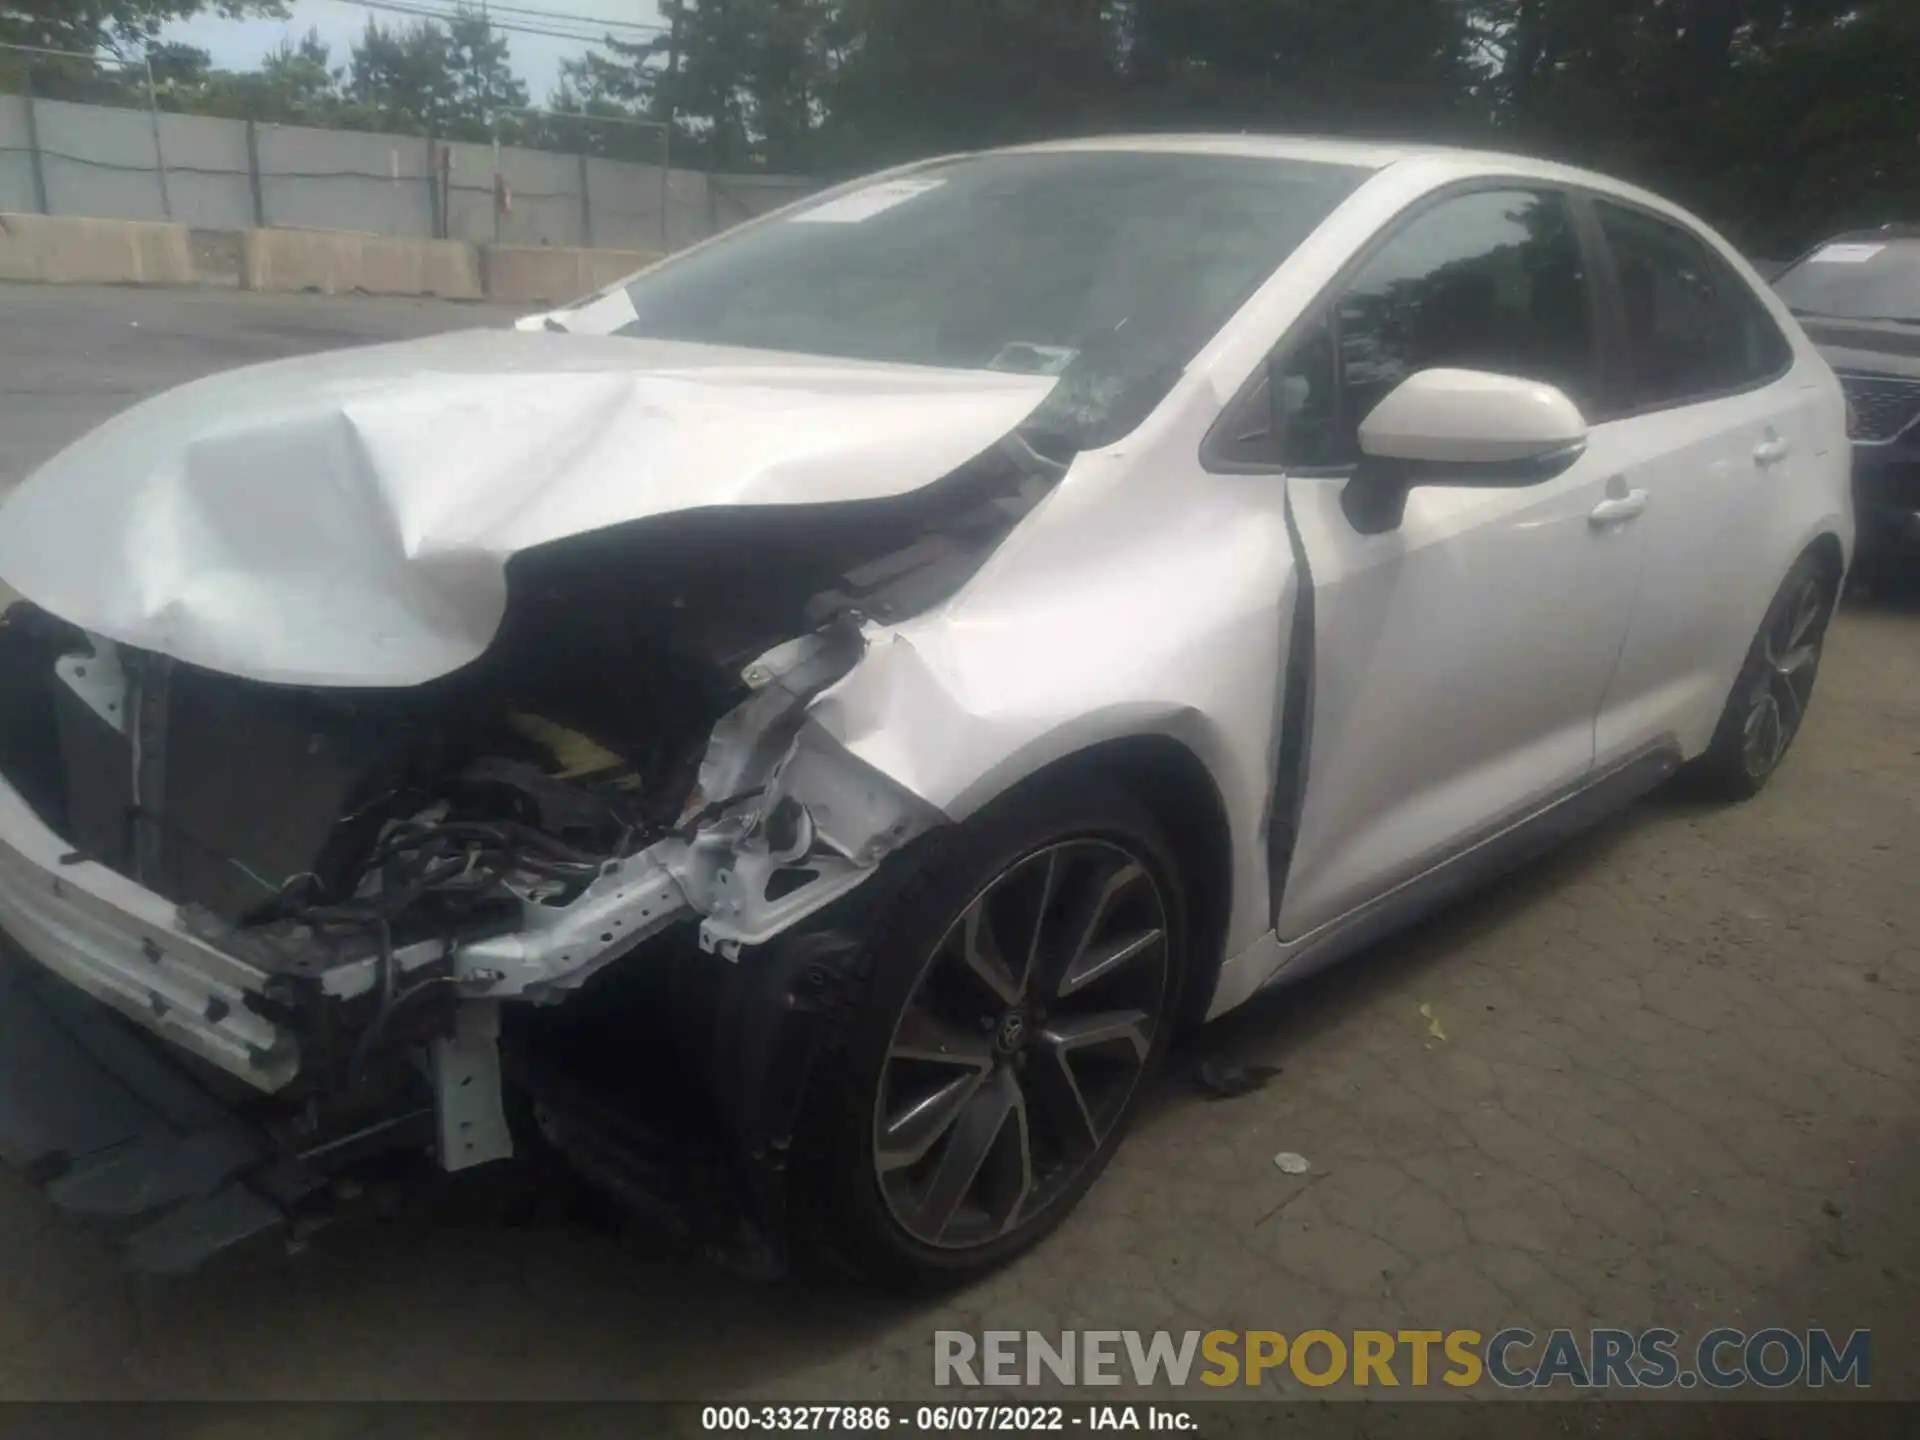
[1774,227,1920,572]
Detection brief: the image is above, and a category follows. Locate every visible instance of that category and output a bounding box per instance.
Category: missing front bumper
[503,924,867,1280]
[0,771,299,1089]
[0,939,432,1272]
[0,914,864,1276]
[0,608,940,1272]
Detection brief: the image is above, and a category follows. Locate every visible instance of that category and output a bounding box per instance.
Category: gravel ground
[0,283,1911,1407]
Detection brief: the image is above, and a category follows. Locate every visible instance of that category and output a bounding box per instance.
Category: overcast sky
[168,0,663,103]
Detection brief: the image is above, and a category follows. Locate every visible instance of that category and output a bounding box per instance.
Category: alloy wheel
[1741,568,1830,781]
[872,840,1172,1251]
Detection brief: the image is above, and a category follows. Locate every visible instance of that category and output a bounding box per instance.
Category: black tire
[789,774,1188,1290]
[1684,550,1838,801]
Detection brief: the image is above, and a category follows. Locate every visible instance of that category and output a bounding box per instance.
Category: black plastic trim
[1264,491,1317,929]
[505,925,863,1281]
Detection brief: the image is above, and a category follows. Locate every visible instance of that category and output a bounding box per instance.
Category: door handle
[1589,489,1648,526]
[1754,435,1793,468]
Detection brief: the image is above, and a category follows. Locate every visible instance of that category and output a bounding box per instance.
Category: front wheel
[790,777,1187,1288]
[1685,551,1838,801]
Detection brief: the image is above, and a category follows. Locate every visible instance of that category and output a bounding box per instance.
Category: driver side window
[1275,188,1600,468]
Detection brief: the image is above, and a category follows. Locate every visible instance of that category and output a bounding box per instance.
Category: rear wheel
[1686,552,1837,800]
[791,777,1186,1288]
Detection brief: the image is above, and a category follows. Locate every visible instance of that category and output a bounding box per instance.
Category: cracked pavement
[0,285,1911,1405]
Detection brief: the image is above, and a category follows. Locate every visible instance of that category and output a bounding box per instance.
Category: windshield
[1774,238,1920,324]
[604,150,1368,450]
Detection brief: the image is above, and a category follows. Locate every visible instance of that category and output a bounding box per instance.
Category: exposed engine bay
[0,436,1056,1267]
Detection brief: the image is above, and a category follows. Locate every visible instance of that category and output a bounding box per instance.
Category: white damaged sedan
[0,137,1850,1284]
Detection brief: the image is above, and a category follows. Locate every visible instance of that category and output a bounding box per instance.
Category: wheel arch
[1703,525,1851,743]
[977,733,1237,1025]
[1805,529,1846,588]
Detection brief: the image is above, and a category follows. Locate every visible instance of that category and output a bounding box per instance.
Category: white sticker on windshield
[560,283,639,332]
[791,177,946,224]
[1809,243,1886,264]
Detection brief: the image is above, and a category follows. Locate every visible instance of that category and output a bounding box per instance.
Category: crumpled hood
[0,329,1054,688]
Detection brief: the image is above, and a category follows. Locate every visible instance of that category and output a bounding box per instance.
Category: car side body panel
[804,150,1851,1022]
[787,163,1468,1009]
[808,437,1302,983]
[1274,464,1644,943]
[1589,213,1853,767]
[1589,372,1850,765]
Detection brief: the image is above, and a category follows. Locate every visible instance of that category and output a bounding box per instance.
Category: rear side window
[1594,201,1793,411]
[1263,188,1599,469]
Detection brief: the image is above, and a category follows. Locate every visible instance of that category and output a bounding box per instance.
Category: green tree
[145,38,211,86]
[549,37,668,161]
[347,9,525,140]
[5,0,1914,253]
[552,0,831,170]
[177,27,342,125]
[666,0,759,167]
[348,18,457,134]
[445,7,529,136]
[132,30,331,122]
[0,0,283,57]
[254,27,343,121]
[0,0,283,103]
[1481,0,1917,252]
[1120,0,1478,135]
[1699,0,1918,251]
[749,0,831,171]
[816,0,1480,168]
[819,0,1119,169]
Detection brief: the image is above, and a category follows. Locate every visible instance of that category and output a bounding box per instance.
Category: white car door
[1262,186,1649,942]
[1583,198,1827,765]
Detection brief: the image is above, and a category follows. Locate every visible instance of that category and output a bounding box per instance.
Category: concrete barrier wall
[0,213,195,285]
[241,227,481,299]
[0,211,664,301]
[479,244,658,305]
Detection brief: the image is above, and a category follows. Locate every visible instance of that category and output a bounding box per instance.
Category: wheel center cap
[995,1010,1028,1054]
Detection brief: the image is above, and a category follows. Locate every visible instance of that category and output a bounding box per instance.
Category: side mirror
[1342,369,1589,535]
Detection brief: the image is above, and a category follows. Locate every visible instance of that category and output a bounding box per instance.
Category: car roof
[987,132,1697,217]
[1001,132,1432,169]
